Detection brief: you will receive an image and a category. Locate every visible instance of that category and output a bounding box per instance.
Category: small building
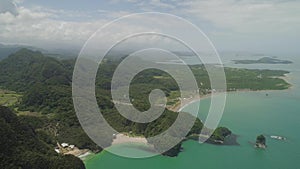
[257,74,262,79]
[61,143,69,148]
[54,148,60,153]
[69,145,75,149]
[112,134,117,139]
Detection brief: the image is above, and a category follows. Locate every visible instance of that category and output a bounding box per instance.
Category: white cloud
[149,0,176,9]
[0,0,299,54]
[0,5,109,48]
[179,0,300,34]
[0,0,18,16]
[0,5,179,50]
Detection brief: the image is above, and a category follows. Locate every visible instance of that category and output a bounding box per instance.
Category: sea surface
[85,54,300,169]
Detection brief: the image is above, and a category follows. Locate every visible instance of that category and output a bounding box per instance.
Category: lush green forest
[0,49,291,161]
[0,106,85,169]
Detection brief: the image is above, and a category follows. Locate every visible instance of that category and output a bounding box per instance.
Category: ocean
[85,54,300,169]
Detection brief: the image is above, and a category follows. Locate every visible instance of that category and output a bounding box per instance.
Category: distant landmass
[0,43,78,60]
[233,57,293,64]
[0,43,45,60]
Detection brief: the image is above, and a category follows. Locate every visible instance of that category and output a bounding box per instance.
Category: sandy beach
[168,93,210,112]
[65,148,90,156]
[167,89,262,112]
[111,133,149,145]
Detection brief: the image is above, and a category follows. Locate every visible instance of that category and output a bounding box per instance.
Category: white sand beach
[111,133,149,145]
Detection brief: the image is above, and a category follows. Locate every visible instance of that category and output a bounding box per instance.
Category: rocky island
[255,134,267,149]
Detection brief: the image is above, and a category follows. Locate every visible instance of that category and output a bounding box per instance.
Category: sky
[0,0,299,55]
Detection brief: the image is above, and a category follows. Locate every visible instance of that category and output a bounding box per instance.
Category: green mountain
[0,106,85,169]
[0,44,48,60]
[0,48,72,92]
[0,49,101,153]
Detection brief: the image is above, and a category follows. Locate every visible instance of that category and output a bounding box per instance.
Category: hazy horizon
[0,0,299,56]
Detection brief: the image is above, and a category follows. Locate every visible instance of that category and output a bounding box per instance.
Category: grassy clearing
[0,89,22,107]
[0,88,47,117]
[17,111,44,117]
[167,91,180,106]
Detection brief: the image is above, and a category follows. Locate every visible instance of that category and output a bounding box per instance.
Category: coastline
[111,133,150,146]
[84,92,293,164]
[168,89,253,112]
[168,73,292,113]
[84,74,292,162]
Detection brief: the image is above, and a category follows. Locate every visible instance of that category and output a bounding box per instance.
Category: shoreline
[84,75,292,162]
[105,86,292,152]
[111,133,150,146]
[168,73,292,113]
[168,89,254,112]
[168,88,292,113]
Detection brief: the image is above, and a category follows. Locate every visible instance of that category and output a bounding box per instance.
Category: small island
[255,134,267,149]
[233,57,293,64]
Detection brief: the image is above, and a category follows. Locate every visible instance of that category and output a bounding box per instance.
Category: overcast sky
[0,0,299,55]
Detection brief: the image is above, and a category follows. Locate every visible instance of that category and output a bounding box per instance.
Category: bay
[85,55,300,169]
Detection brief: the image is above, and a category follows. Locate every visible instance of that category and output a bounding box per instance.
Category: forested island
[0,49,291,165]
[255,135,267,149]
[233,57,293,64]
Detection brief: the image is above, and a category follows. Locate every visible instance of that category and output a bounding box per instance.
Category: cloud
[0,5,180,50]
[148,0,176,9]
[0,5,109,49]
[0,0,18,16]
[0,1,192,51]
[0,0,299,54]
[179,0,300,34]
[173,0,300,54]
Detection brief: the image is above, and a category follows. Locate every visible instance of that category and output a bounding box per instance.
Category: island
[255,134,267,149]
[233,57,293,64]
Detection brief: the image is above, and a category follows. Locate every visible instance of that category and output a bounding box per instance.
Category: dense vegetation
[210,127,232,141]
[0,106,85,169]
[256,135,266,146]
[0,49,291,161]
[0,49,100,152]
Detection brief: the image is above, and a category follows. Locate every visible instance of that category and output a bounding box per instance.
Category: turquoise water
[85,56,300,169]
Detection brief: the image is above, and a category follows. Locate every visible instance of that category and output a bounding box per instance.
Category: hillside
[0,49,101,153]
[0,49,205,157]
[0,48,72,92]
[0,106,85,169]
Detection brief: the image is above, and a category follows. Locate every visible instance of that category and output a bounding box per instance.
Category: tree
[256,134,266,145]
